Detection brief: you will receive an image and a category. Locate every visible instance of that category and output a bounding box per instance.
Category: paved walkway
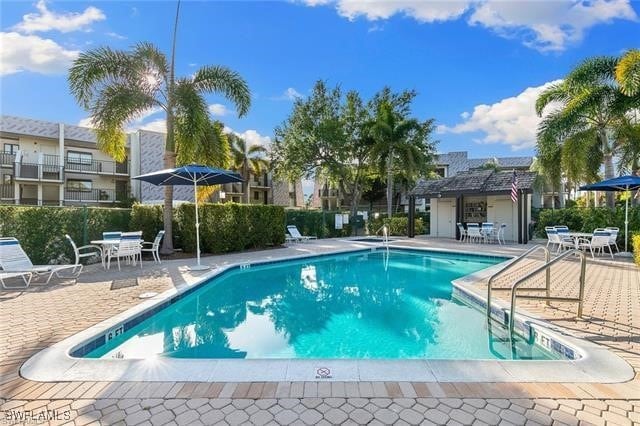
[1,237,639,425]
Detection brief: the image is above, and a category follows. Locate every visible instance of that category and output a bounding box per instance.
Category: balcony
[65,158,129,175]
[0,184,14,199]
[0,152,15,167]
[15,162,64,181]
[64,188,130,203]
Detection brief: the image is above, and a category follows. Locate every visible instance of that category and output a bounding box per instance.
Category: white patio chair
[456,223,467,242]
[141,230,165,264]
[101,231,122,265]
[605,227,620,253]
[107,231,143,270]
[577,229,613,259]
[466,223,482,243]
[65,234,103,268]
[0,237,82,287]
[286,225,317,242]
[545,227,560,250]
[285,232,300,244]
[481,222,494,243]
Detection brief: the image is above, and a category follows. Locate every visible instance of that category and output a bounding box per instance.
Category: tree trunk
[160,0,181,255]
[386,153,393,218]
[600,129,615,209]
[243,161,250,204]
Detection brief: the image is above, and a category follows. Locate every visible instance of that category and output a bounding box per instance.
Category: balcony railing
[0,153,15,166]
[64,188,130,203]
[0,184,14,199]
[65,158,129,175]
[15,162,64,181]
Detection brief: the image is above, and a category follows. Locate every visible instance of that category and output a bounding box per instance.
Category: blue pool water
[85,249,560,360]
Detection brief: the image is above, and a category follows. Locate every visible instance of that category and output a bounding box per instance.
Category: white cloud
[272,87,303,101]
[334,0,471,22]
[106,31,126,40]
[301,0,637,52]
[77,117,95,128]
[468,0,637,52]
[439,79,563,151]
[0,31,79,75]
[208,103,229,116]
[138,119,167,133]
[13,0,106,34]
[224,127,272,147]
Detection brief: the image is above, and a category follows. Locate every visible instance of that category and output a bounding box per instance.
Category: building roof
[411,169,538,197]
[434,151,533,176]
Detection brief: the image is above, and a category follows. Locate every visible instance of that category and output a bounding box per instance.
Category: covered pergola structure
[410,169,537,244]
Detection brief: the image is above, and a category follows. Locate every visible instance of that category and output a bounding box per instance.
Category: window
[67,151,93,165]
[2,174,12,185]
[435,167,447,178]
[3,143,19,154]
[67,179,92,192]
[254,191,260,200]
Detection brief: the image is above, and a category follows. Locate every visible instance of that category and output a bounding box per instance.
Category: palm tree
[536,56,634,208]
[228,133,269,203]
[369,100,434,217]
[616,49,640,97]
[68,3,251,253]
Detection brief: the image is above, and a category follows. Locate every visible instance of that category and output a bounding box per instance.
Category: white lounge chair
[0,271,33,289]
[285,232,299,244]
[107,231,143,270]
[0,237,82,287]
[66,234,103,268]
[287,225,317,242]
[141,230,165,264]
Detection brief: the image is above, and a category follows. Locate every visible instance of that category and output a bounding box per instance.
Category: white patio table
[90,239,120,269]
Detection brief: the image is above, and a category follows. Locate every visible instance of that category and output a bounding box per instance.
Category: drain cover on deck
[138,292,158,299]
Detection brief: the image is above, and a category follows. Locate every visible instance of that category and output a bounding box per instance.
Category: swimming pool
[81,249,559,361]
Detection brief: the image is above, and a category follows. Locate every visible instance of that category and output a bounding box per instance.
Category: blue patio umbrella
[580,175,640,255]
[134,164,243,270]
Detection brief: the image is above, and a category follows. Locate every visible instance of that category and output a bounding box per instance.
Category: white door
[436,199,455,238]
[493,199,515,242]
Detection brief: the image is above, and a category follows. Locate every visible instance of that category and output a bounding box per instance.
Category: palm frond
[192,65,251,117]
[173,78,210,164]
[535,82,569,116]
[565,56,618,87]
[616,49,640,97]
[68,47,136,109]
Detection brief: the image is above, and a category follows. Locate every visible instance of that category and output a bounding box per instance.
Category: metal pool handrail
[376,225,389,250]
[486,245,550,319]
[508,249,587,336]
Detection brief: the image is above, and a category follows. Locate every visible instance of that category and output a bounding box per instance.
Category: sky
[1,0,639,192]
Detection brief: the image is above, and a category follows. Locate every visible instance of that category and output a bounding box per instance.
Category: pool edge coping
[19,244,635,384]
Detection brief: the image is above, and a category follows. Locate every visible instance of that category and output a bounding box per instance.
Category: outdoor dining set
[0,230,165,289]
[545,226,619,259]
[457,222,507,245]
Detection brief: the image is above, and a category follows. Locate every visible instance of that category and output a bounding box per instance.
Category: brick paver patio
[1,237,639,425]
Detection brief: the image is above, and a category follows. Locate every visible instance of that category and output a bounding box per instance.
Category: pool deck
[1,237,639,425]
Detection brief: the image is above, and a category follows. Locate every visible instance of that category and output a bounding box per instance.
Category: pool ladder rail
[376,224,390,251]
[485,245,587,337]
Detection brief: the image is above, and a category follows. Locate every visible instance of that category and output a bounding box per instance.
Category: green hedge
[0,203,286,264]
[367,216,425,236]
[176,203,285,254]
[535,207,640,250]
[634,234,640,266]
[0,205,131,264]
[285,210,354,238]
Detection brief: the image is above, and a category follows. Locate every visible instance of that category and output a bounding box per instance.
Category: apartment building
[0,115,304,208]
[0,116,131,206]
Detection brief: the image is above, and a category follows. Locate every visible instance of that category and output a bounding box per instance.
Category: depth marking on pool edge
[315,367,332,379]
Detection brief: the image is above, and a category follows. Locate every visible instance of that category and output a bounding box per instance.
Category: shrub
[0,205,131,264]
[177,203,285,254]
[634,234,640,266]
[367,216,424,236]
[130,204,164,242]
[285,210,353,238]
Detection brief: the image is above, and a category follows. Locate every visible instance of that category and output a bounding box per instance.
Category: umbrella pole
[190,179,210,271]
[625,187,629,253]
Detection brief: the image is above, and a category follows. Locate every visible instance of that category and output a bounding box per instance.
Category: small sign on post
[335,214,343,230]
